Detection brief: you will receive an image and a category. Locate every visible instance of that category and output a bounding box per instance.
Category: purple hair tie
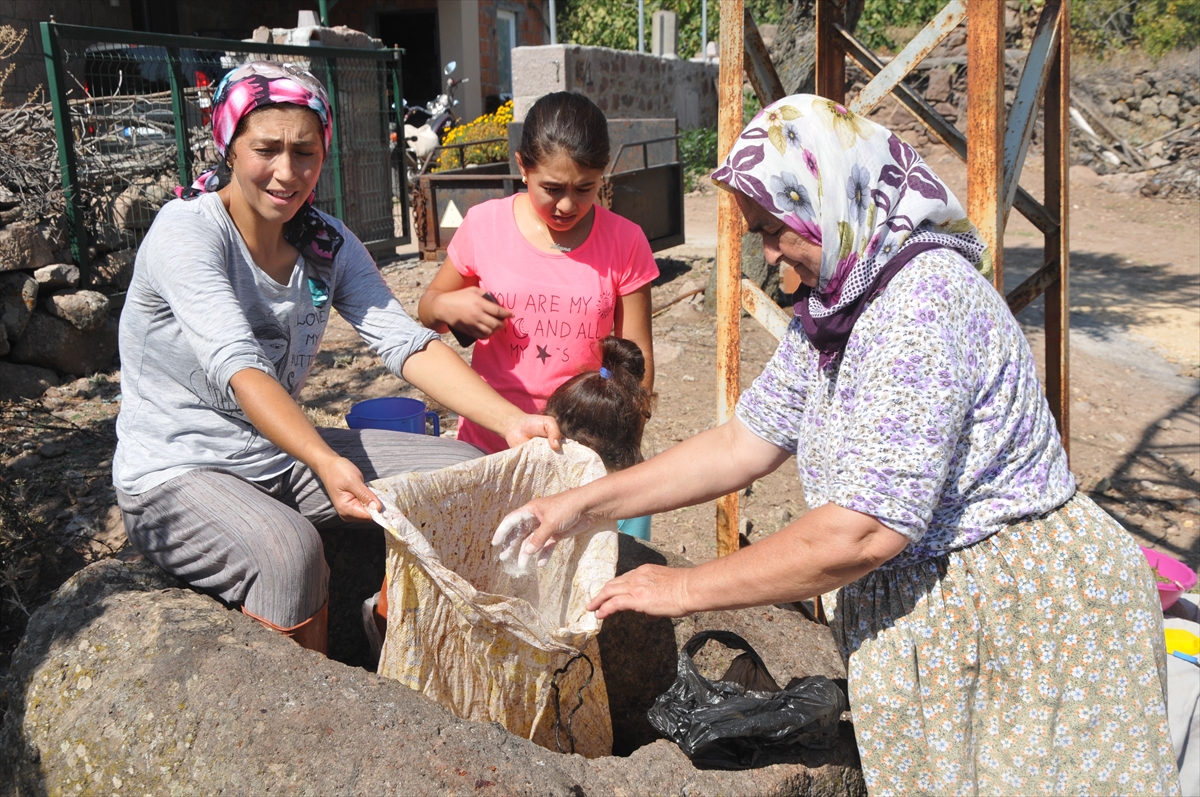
[599,367,612,380]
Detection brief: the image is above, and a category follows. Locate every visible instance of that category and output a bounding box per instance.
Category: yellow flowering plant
[433,101,514,172]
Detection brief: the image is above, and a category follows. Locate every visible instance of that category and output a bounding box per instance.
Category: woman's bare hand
[316,455,381,522]
[585,565,693,619]
[433,287,512,338]
[503,413,563,450]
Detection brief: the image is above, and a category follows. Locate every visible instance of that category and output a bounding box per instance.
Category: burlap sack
[369,439,617,758]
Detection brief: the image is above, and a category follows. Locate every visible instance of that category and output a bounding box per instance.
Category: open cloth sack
[368,439,618,758]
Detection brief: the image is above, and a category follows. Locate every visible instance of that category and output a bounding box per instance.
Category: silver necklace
[539,221,583,252]
[533,204,591,253]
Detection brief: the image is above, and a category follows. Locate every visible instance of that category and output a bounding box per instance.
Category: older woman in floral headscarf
[499,95,1178,794]
[114,61,560,655]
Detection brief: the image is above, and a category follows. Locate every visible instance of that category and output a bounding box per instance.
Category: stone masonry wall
[512,44,719,131]
[852,45,1200,200]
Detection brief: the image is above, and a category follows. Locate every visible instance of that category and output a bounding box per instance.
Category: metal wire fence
[40,22,409,283]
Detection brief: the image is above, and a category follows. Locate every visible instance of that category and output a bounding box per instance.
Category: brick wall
[478,0,546,105]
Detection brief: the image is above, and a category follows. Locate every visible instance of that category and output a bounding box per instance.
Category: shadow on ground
[1092,390,1200,569]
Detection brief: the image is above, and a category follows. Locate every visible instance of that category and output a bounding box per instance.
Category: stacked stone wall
[849,36,1199,200]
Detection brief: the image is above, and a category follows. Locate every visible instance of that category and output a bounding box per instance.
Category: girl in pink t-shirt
[418,92,659,453]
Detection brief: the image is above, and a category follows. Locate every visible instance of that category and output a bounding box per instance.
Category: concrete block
[652,10,678,58]
[512,44,568,118]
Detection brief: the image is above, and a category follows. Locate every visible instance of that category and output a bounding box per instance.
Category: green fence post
[390,53,409,242]
[40,21,90,283]
[317,0,342,26]
[321,59,347,222]
[165,46,193,185]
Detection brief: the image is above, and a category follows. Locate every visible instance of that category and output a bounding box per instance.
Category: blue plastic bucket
[617,515,652,540]
[346,397,440,436]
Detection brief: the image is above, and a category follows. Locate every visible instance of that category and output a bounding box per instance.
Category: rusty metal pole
[715,0,745,559]
[967,0,1006,291]
[815,0,846,103]
[1044,1,1071,456]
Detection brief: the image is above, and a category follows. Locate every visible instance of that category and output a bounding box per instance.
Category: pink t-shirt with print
[446,194,658,453]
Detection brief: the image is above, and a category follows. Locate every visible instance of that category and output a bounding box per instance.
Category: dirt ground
[1,143,1197,676]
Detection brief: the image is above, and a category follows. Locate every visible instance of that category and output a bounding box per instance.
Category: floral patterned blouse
[736,248,1075,567]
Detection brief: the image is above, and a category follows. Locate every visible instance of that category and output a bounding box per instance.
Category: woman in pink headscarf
[497,95,1178,794]
[113,62,560,654]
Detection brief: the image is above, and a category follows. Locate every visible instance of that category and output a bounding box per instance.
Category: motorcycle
[395,61,468,186]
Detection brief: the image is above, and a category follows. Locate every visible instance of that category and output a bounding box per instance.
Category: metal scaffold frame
[715,0,1072,559]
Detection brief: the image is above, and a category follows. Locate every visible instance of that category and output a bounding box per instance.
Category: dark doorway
[378,11,441,111]
[131,0,179,34]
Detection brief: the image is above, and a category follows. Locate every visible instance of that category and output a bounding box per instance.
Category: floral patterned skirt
[830,492,1180,796]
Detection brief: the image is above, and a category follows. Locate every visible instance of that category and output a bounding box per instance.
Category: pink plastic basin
[1139,546,1198,611]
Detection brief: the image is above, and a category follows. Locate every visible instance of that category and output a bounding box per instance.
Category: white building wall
[437,0,483,122]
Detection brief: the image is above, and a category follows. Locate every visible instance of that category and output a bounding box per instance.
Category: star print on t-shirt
[536,344,551,363]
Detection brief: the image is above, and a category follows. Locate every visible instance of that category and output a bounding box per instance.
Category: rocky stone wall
[512,45,720,131]
[1069,52,1200,198]
[0,99,171,396]
[850,39,1199,200]
[765,0,1198,201]
[0,186,120,385]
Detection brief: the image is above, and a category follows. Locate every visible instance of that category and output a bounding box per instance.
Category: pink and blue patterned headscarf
[712,94,990,368]
[179,61,342,272]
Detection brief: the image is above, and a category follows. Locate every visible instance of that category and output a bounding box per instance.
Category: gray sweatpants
[116,428,482,627]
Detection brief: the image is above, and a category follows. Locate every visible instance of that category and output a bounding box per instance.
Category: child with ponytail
[545,337,655,539]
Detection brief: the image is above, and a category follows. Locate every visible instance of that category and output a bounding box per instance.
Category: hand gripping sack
[648,630,846,769]
[369,439,617,758]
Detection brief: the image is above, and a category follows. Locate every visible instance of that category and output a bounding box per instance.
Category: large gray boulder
[9,313,118,375]
[0,271,37,341]
[33,263,81,291]
[112,175,177,233]
[90,249,136,291]
[42,289,110,332]
[0,361,60,402]
[0,221,54,273]
[2,552,863,796]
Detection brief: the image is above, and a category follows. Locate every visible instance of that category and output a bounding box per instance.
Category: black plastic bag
[647,630,846,769]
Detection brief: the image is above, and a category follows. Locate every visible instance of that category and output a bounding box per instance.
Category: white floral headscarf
[712,94,991,366]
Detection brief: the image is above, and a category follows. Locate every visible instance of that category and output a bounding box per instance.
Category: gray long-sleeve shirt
[114,192,436,494]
